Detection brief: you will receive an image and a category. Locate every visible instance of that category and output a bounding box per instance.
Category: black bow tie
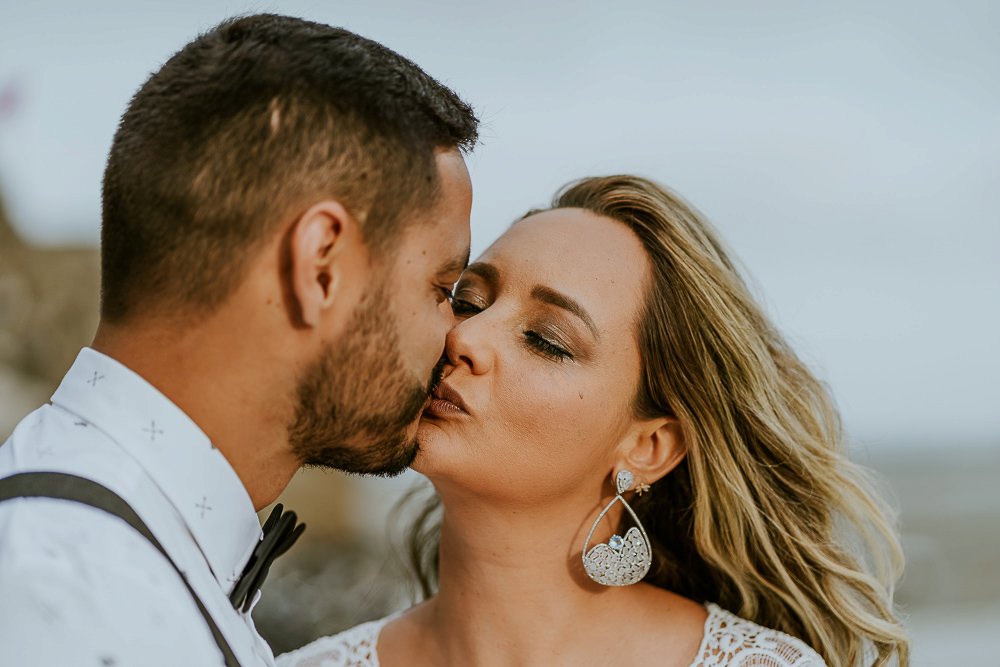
[230,503,306,612]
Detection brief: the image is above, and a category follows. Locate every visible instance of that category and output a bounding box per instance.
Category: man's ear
[288,200,358,328]
[616,417,687,488]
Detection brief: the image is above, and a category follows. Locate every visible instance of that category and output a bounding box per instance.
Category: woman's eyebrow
[462,263,599,339]
[531,285,599,340]
[462,261,500,284]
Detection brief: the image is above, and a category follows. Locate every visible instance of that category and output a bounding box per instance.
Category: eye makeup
[452,265,596,363]
[451,285,487,316]
[521,322,576,362]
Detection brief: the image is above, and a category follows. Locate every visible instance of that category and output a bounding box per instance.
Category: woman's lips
[424,382,470,418]
[425,397,467,418]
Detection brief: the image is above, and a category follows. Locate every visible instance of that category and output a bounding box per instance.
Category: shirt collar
[50,347,262,593]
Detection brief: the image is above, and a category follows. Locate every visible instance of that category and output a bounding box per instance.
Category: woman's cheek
[495,373,592,452]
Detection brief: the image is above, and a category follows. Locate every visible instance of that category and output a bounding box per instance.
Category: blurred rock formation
[0,193,100,437]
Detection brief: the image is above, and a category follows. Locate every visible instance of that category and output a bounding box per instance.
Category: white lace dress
[276,602,826,666]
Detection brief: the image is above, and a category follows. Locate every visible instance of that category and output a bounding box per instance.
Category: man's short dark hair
[100,13,478,321]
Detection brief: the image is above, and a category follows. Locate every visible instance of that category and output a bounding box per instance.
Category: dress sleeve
[693,604,827,667]
[276,619,386,667]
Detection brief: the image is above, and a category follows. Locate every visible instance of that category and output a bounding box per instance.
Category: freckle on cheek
[579,392,584,400]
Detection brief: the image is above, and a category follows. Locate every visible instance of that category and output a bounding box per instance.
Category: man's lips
[425,381,470,417]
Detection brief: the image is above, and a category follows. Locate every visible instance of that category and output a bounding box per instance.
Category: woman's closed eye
[523,330,572,361]
[452,290,487,317]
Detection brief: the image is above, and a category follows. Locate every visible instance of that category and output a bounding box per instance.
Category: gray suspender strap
[0,471,243,667]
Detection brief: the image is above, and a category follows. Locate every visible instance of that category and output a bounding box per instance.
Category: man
[0,13,477,667]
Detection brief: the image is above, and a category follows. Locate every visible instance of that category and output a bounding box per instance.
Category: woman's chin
[416,414,453,440]
[413,419,459,475]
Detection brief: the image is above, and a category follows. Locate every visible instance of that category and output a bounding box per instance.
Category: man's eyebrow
[439,247,471,275]
[461,261,499,284]
[531,285,599,339]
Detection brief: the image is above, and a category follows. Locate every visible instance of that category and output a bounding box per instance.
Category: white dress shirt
[0,347,277,667]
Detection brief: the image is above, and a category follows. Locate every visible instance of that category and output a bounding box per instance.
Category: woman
[278,176,909,667]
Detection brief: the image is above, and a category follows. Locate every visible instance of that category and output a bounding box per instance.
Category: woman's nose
[444,314,494,376]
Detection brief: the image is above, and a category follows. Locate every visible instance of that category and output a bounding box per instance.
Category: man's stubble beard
[288,282,445,477]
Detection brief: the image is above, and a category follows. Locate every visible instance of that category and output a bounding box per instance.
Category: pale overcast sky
[1,0,997,449]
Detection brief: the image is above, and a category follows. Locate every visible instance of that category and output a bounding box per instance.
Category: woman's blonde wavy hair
[403,175,909,667]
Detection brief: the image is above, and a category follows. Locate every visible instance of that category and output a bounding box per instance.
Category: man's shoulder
[0,463,211,624]
[0,500,219,666]
[1,403,149,502]
[0,490,166,569]
[0,495,205,615]
[0,403,164,543]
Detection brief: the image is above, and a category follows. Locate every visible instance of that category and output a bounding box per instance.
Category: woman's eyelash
[524,331,572,361]
[451,298,482,315]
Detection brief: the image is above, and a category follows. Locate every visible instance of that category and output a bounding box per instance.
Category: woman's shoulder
[275,614,396,667]
[691,603,827,667]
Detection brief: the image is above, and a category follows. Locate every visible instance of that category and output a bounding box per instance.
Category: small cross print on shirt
[142,421,164,442]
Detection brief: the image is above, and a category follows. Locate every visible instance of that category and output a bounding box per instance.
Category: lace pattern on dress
[275,618,384,667]
[276,603,826,667]
[695,603,826,667]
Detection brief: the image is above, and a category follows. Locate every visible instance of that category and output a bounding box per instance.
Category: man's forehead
[396,217,470,271]
[438,242,471,273]
[395,149,471,269]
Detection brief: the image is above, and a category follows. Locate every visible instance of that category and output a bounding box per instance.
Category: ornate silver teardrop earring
[581,470,653,586]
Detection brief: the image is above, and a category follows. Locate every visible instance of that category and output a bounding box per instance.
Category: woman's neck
[381,489,708,667]
[413,493,633,665]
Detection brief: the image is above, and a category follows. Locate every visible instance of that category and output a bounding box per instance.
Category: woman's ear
[617,416,687,487]
[288,200,357,327]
